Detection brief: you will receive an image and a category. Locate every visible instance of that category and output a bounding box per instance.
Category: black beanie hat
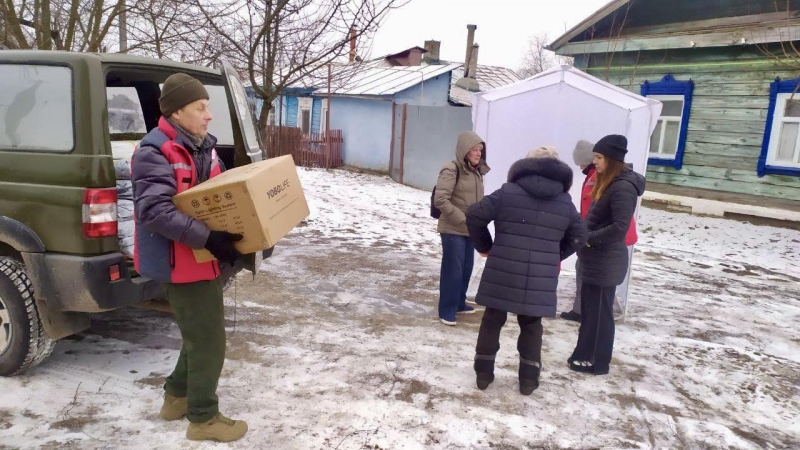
[159,73,210,117]
[593,134,628,162]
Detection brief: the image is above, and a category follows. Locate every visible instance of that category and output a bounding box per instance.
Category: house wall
[329,97,393,171]
[271,95,328,133]
[285,96,299,127]
[393,74,452,106]
[580,46,800,202]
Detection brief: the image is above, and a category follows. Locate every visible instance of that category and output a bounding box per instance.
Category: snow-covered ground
[2,168,799,449]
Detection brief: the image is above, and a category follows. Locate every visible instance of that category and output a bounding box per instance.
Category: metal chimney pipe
[349,28,357,63]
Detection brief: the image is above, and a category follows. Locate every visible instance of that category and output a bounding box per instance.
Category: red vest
[134,117,224,284]
[582,167,638,246]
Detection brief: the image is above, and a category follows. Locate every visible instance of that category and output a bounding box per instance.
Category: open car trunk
[104,60,267,277]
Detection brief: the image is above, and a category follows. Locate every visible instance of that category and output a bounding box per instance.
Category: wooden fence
[261,125,343,168]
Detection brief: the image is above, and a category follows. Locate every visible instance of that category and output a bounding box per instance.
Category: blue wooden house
[248,36,522,172]
[249,62,461,170]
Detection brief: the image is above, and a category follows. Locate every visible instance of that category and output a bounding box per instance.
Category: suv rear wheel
[0,257,56,376]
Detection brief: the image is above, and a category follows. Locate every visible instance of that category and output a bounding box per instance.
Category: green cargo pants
[163,278,226,423]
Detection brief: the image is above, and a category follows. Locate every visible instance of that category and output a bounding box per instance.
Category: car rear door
[218,61,270,272]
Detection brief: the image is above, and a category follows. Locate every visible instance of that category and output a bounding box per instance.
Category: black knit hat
[593,134,628,162]
[159,73,210,117]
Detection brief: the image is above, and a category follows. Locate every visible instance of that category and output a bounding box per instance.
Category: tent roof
[474,65,658,111]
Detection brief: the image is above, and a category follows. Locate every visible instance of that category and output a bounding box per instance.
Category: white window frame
[298,97,312,134]
[320,99,329,133]
[766,92,800,169]
[647,94,685,161]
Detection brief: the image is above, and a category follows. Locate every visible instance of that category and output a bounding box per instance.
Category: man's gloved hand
[204,231,243,266]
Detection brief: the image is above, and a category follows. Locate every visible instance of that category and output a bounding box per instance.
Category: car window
[206,85,235,146]
[106,87,147,135]
[227,74,261,156]
[155,83,235,146]
[0,64,74,152]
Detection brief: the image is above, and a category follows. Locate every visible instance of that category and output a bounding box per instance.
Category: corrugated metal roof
[325,63,461,96]
[277,51,519,102]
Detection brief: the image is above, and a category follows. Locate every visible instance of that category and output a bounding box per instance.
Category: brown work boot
[158,393,188,421]
[186,413,248,442]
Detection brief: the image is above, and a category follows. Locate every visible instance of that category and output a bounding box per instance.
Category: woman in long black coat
[569,135,645,375]
[466,147,588,395]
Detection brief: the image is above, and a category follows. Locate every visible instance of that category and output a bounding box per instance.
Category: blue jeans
[438,233,475,321]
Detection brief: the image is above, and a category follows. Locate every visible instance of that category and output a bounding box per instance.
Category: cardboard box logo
[173,155,310,263]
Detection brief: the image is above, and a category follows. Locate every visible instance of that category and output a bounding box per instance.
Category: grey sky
[370,0,609,70]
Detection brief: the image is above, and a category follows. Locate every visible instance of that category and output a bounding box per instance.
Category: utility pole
[326,64,332,168]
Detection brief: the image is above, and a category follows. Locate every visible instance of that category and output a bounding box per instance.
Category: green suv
[0,51,267,376]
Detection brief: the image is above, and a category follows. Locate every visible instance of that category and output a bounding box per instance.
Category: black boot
[474,355,495,390]
[519,358,540,395]
[560,310,582,323]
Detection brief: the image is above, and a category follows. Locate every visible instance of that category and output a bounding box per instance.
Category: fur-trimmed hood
[507,157,574,198]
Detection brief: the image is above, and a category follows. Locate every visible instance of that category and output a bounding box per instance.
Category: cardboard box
[173,155,310,263]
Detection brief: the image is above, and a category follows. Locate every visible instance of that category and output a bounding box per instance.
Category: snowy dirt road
[1,168,799,449]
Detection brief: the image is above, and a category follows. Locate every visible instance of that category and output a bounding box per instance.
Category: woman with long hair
[568,135,645,375]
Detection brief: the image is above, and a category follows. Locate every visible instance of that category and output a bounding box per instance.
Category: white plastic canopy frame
[469,66,663,316]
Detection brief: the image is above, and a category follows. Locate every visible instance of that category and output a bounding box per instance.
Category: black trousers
[475,307,543,364]
[570,283,616,371]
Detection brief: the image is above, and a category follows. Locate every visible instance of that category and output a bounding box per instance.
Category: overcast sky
[370,0,609,70]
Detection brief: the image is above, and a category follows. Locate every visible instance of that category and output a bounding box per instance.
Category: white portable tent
[470,65,662,314]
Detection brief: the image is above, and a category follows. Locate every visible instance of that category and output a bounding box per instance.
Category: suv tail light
[82,188,118,238]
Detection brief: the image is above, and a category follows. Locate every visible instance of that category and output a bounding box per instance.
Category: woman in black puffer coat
[569,135,645,376]
[466,147,588,395]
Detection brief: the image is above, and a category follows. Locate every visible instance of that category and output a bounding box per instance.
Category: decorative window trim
[758,77,800,177]
[298,97,312,133]
[320,99,329,133]
[641,75,694,170]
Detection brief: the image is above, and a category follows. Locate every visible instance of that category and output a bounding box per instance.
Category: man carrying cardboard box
[131,73,248,442]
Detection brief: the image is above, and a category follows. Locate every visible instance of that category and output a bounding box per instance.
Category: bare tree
[519,33,574,78]
[191,0,406,130]
[1,0,126,51]
[118,0,231,66]
[752,0,800,71]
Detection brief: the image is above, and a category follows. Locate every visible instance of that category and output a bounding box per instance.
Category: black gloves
[204,231,243,266]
